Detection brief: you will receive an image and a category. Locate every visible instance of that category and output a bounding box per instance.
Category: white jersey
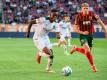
[32,17,54,50]
[33,24,48,39]
[59,20,71,37]
[33,18,54,40]
[52,22,59,32]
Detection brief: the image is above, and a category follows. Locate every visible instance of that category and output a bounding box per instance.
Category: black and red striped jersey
[75,11,98,35]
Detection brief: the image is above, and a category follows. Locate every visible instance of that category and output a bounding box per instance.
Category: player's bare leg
[42,47,54,72]
[58,40,62,47]
[68,36,72,46]
[58,40,69,55]
[62,41,69,55]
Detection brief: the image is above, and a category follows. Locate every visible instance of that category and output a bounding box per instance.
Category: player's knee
[84,47,90,53]
[84,44,90,51]
[86,47,91,52]
[84,47,91,53]
[49,55,54,59]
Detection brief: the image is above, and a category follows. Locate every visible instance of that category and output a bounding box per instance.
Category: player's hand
[82,31,89,35]
[105,32,107,38]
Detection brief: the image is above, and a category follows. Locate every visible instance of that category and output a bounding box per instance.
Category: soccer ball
[62,66,72,76]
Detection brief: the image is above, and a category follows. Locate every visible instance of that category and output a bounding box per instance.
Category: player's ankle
[91,65,97,72]
[70,45,77,54]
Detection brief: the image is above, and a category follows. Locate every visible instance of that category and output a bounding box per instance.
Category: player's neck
[82,11,89,16]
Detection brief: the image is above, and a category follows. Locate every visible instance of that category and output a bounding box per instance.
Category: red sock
[76,47,94,66]
[86,51,94,66]
[76,48,85,55]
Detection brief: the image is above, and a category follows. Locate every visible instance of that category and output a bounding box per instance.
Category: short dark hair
[51,8,59,12]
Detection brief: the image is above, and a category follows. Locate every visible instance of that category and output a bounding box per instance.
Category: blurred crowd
[1,0,107,24]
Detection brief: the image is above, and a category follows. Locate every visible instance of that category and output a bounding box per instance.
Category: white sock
[52,43,58,47]
[63,45,67,52]
[46,57,53,70]
[68,38,71,45]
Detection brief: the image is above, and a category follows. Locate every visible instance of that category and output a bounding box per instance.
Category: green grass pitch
[0,38,107,80]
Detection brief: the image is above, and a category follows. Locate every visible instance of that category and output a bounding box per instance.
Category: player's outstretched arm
[73,24,82,34]
[74,14,82,34]
[26,20,36,38]
[96,15,107,38]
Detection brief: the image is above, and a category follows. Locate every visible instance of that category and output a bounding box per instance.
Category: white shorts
[60,32,71,41]
[33,36,52,51]
[60,34,65,41]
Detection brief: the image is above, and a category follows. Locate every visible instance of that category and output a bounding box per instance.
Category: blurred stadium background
[0,0,107,38]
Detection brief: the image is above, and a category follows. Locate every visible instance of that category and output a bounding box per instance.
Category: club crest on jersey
[83,21,91,25]
[89,16,92,20]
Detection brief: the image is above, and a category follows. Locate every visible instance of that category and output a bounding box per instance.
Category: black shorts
[79,34,93,47]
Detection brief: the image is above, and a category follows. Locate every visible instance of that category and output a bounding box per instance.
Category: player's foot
[92,65,97,72]
[36,53,41,64]
[58,43,61,47]
[70,45,77,54]
[64,51,69,55]
[46,68,55,73]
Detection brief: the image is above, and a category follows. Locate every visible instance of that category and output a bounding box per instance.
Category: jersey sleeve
[91,11,98,21]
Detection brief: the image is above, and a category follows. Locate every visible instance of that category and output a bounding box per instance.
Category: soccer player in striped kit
[70,3,107,72]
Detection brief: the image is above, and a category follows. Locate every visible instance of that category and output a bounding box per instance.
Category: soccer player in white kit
[58,15,72,55]
[26,11,58,72]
